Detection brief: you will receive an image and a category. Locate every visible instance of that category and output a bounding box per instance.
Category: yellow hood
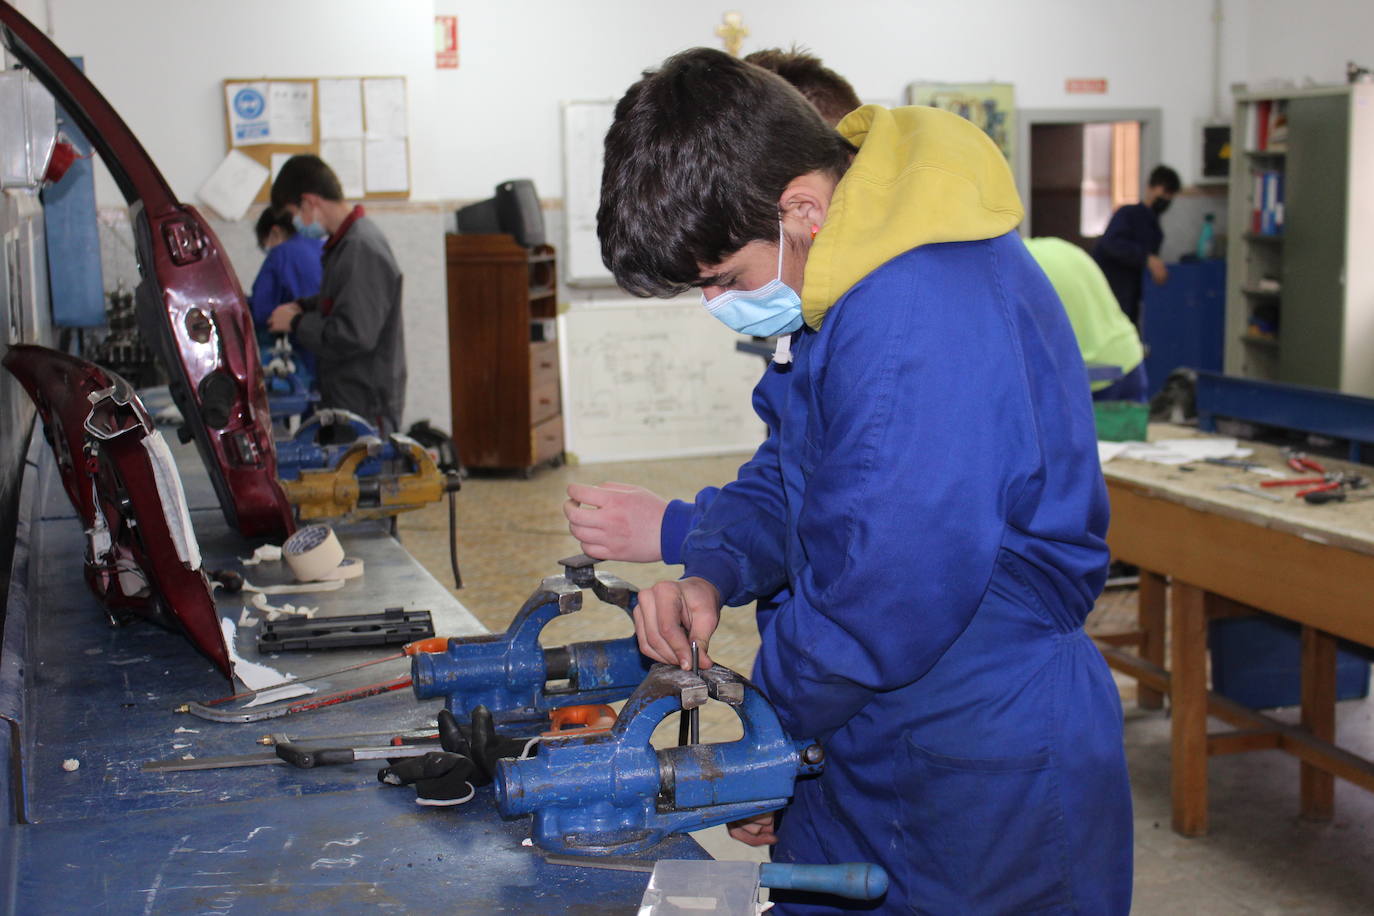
[802,105,1024,329]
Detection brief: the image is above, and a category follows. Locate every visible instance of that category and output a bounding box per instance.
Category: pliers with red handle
[1285,450,1327,474]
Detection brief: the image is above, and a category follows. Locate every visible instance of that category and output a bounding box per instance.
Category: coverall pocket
[899,737,1073,914]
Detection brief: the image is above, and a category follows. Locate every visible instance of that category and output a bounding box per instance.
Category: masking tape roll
[322,557,365,581]
[282,524,346,582]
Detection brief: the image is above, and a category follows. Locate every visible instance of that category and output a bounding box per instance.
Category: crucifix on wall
[715,11,748,57]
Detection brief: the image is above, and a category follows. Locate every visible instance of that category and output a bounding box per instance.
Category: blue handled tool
[411,554,653,731]
[496,662,825,856]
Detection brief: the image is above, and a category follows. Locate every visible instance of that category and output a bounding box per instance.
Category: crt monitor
[455,179,546,248]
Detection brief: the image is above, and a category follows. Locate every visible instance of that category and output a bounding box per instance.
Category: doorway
[1017,108,1161,251]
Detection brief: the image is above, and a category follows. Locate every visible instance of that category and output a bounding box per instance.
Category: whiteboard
[557,300,768,463]
[561,100,617,287]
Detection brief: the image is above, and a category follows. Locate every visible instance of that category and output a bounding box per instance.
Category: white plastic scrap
[61,759,79,772]
[241,544,283,566]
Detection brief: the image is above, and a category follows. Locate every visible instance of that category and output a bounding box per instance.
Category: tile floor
[398,453,1374,914]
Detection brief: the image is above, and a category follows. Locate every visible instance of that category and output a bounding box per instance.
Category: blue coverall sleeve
[752,263,1039,741]
[679,366,793,603]
[663,362,789,568]
[1095,208,1152,268]
[249,251,286,329]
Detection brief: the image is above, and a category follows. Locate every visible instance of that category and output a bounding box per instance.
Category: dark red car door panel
[0,2,293,539]
[5,345,231,679]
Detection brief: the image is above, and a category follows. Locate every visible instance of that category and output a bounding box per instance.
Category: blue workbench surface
[2,433,706,912]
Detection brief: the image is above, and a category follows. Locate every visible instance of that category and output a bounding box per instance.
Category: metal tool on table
[640,860,889,914]
[143,739,439,773]
[1261,470,1368,499]
[411,554,653,732]
[1303,489,1374,505]
[257,607,435,652]
[496,662,824,856]
[1218,483,1284,503]
[1203,457,1286,478]
[176,635,449,723]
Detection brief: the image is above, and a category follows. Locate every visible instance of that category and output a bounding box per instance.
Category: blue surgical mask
[701,223,805,338]
[293,210,327,240]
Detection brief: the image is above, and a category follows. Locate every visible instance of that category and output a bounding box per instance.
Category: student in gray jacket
[268,155,406,433]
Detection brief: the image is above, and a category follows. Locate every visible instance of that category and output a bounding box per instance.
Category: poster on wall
[905,81,1016,165]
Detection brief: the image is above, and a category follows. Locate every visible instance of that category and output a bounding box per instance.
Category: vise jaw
[495,662,824,856]
[410,555,651,730]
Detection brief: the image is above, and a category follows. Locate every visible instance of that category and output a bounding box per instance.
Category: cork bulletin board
[222,76,411,203]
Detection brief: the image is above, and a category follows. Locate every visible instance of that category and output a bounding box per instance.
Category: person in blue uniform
[249,205,323,382]
[594,48,1132,913]
[1092,164,1180,329]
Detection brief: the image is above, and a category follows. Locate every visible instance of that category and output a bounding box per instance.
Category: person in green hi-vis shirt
[1024,236,1148,402]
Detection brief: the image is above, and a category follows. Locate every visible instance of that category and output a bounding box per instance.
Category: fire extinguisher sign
[436,15,459,70]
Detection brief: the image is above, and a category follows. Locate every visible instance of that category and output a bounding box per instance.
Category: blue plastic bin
[1209,616,1371,710]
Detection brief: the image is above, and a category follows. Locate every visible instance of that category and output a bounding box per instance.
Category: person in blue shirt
[250,205,323,382]
[1092,164,1180,329]
[589,48,1131,913]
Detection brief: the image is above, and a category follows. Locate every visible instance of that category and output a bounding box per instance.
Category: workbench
[0,433,705,913]
[1098,423,1374,837]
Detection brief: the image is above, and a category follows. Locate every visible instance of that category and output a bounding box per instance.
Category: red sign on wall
[1065,78,1107,94]
[436,15,459,69]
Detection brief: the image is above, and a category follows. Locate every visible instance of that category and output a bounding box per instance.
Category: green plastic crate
[1093,401,1148,442]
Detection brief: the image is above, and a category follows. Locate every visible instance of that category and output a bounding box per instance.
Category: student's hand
[634,577,720,670]
[564,482,669,562]
[1147,255,1169,286]
[728,812,778,846]
[267,302,302,333]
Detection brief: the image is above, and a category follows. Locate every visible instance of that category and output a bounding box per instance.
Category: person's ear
[777,172,835,235]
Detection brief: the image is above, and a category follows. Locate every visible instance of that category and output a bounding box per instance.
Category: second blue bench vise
[495,662,825,856]
[411,554,652,731]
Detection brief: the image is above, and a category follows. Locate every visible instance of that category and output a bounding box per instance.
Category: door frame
[1017,107,1163,237]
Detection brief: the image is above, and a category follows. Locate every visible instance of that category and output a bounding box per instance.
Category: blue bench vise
[411,554,653,731]
[275,409,395,483]
[495,662,825,856]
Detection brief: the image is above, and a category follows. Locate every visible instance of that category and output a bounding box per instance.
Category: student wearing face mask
[249,205,323,384]
[1092,164,1181,329]
[267,155,406,434]
[593,48,1131,913]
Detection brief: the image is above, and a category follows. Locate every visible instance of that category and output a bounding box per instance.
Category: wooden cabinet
[445,234,563,472]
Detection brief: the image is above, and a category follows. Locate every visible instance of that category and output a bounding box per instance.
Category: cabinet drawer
[530,376,560,425]
[531,415,564,465]
[530,341,559,389]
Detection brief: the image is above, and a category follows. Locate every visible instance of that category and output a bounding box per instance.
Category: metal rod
[690,641,700,744]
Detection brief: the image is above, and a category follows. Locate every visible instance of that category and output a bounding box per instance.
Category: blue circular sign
[233,87,266,120]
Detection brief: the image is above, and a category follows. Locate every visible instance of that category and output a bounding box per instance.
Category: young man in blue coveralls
[585,48,1132,913]
[249,205,323,385]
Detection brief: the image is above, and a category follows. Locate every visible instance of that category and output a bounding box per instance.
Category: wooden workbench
[1099,423,1374,837]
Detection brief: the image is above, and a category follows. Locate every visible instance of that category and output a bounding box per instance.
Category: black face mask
[1151,197,1172,216]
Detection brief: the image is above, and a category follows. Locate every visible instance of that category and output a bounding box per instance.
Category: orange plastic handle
[544,704,618,737]
[404,637,451,656]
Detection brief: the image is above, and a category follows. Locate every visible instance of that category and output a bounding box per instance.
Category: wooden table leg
[1138,570,1167,710]
[1171,580,1209,837]
[1300,625,1337,821]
